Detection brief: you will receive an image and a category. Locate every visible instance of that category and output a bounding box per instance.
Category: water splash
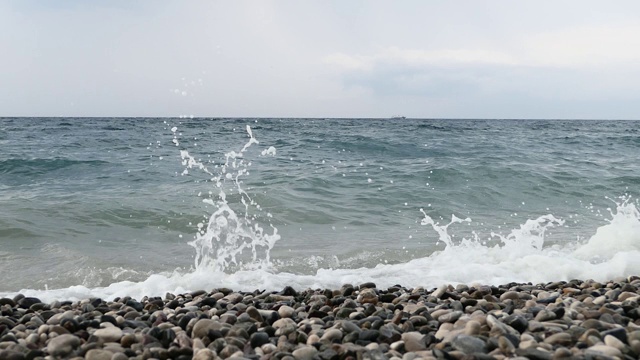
[573,196,640,262]
[419,209,471,247]
[181,125,280,273]
[490,215,564,251]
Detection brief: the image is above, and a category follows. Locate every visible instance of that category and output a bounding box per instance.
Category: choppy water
[1,117,639,301]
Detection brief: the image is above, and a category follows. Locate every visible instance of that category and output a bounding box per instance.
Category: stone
[292,345,318,360]
[320,328,343,342]
[432,285,448,299]
[357,288,378,304]
[359,330,380,342]
[500,291,520,301]
[278,305,295,318]
[543,332,572,346]
[503,315,528,333]
[401,332,426,352]
[498,336,516,355]
[46,334,81,358]
[246,306,264,323]
[535,310,556,322]
[604,334,626,351]
[601,327,627,343]
[191,319,222,339]
[464,320,481,335]
[439,310,463,323]
[84,349,113,360]
[452,334,486,354]
[585,344,622,358]
[250,332,270,348]
[94,327,123,342]
[516,347,552,360]
[17,297,42,309]
[111,353,129,360]
[0,350,25,360]
[193,348,217,360]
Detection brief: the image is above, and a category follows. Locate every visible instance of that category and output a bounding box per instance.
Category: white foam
[261,146,276,156]
[5,198,639,303]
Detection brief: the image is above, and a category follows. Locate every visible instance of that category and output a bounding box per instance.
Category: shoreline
[0,277,638,359]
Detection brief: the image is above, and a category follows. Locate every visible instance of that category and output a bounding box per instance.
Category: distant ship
[390,115,406,120]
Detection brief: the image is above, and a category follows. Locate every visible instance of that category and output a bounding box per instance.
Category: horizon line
[1,116,639,121]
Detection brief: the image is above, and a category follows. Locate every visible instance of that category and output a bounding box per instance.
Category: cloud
[326,23,640,75]
[522,25,640,67]
[2,0,640,118]
[324,47,517,71]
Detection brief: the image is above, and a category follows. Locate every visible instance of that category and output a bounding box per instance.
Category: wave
[4,198,639,303]
[0,158,109,175]
[2,124,638,302]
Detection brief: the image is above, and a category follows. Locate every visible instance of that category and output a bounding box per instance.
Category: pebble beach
[2,277,640,360]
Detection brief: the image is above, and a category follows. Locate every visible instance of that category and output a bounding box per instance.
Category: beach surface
[2,278,639,360]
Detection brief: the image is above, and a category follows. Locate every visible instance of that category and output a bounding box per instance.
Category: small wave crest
[0,158,108,176]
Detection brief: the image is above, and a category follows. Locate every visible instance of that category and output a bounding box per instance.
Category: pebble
[451,334,486,354]
[586,344,623,358]
[278,305,295,318]
[401,332,426,352]
[93,327,123,342]
[85,349,113,360]
[292,345,318,360]
[0,279,635,359]
[46,333,81,358]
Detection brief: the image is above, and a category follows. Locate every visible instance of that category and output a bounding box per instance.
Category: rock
[0,298,16,307]
[604,334,626,351]
[486,315,519,337]
[246,306,264,323]
[111,353,129,360]
[277,305,295,319]
[250,332,270,348]
[498,336,516,355]
[401,332,426,352]
[359,330,380,342]
[0,350,24,360]
[601,327,627,343]
[357,288,378,304]
[432,285,448,299]
[321,328,343,342]
[585,344,622,358]
[340,320,361,334]
[438,310,462,323]
[84,349,113,360]
[94,327,123,342]
[193,348,217,360]
[535,309,556,322]
[46,310,75,325]
[46,334,81,358]
[516,347,552,360]
[191,319,222,339]
[500,291,520,301]
[503,314,528,333]
[292,345,318,360]
[543,332,572,346]
[464,320,481,335]
[452,334,486,354]
[17,297,41,309]
[359,282,377,289]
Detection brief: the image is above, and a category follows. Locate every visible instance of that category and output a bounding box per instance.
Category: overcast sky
[2,1,640,119]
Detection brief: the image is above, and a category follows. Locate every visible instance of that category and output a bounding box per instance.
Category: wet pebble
[0,278,635,359]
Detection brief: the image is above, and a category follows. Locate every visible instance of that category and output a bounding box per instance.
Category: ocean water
[1,117,639,302]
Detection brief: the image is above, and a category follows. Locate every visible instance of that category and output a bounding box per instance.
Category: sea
[1,117,639,302]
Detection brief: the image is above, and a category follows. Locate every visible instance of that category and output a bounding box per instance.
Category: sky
[1,0,640,119]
